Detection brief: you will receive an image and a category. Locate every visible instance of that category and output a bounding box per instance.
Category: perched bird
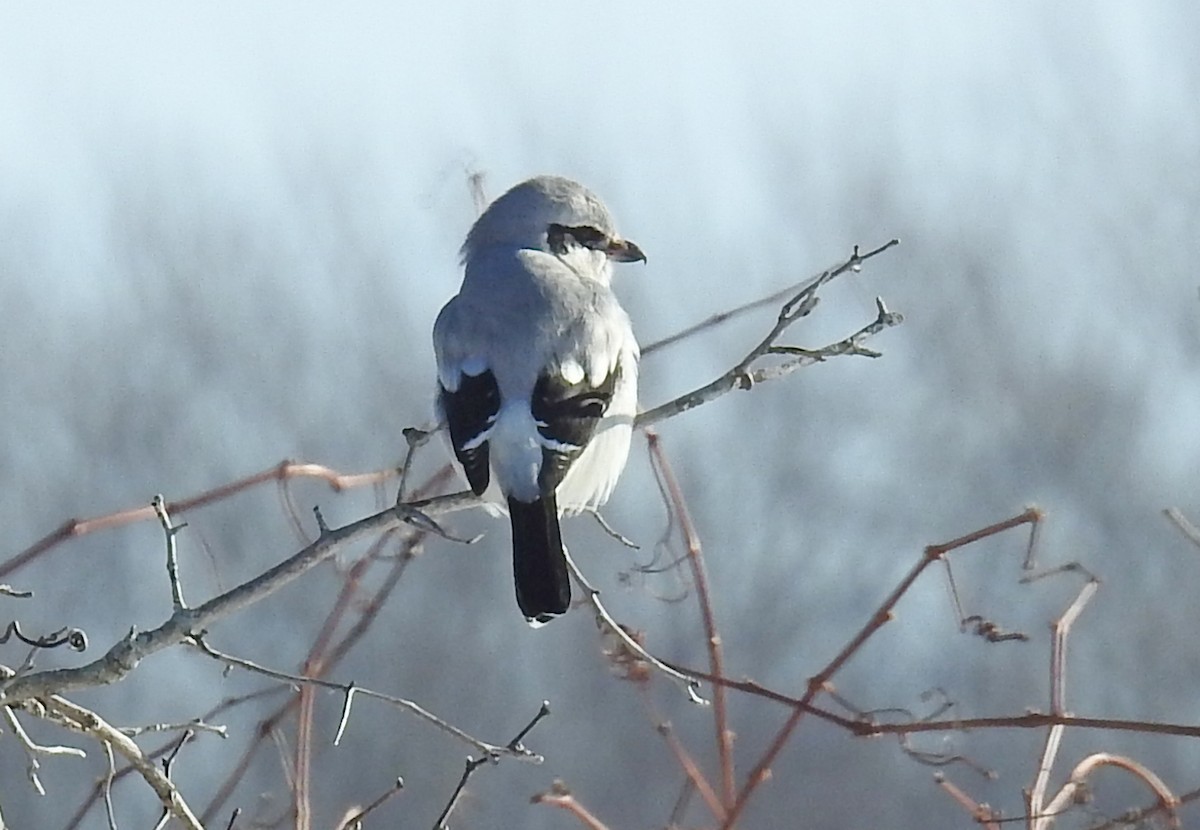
[433,176,644,625]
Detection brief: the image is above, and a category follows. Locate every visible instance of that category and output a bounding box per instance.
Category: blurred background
[2,3,1199,828]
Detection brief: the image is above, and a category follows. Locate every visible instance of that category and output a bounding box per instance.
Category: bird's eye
[546,223,608,255]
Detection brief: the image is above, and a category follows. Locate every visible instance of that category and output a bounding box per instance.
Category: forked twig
[190,636,540,764]
[152,495,189,611]
[636,240,901,429]
[41,693,204,829]
[719,508,1043,830]
[531,781,612,830]
[433,701,551,829]
[1026,573,1101,830]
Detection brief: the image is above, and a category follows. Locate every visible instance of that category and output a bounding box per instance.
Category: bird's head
[461,175,645,268]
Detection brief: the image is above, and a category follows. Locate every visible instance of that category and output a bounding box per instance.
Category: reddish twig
[197,530,424,826]
[719,508,1043,829]
[646,430,735,812]
[335,778,405,830]
[531,782,611,830]
[1,461,398,580]
[654,721,727,822]
[662,662,1200,739]
[1090,784,1200,830]
[934,773,1002,830]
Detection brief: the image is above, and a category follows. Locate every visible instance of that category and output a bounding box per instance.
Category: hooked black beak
[606,237,647,264]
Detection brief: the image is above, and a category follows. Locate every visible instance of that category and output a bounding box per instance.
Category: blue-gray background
[2,4,1199,828]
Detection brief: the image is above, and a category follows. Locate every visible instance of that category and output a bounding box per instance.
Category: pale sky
[2,4,1199,827]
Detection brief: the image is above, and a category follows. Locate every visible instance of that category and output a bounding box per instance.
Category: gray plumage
[433,175,643,624]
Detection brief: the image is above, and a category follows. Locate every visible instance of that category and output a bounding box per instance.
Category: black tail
[508,495,570,625]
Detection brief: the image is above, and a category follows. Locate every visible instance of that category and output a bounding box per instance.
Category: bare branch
[654,721,726,822]
[397,426,437,505]
[39,694,204,829]
[646,431,734,808]
[636,239,901,429]
[102,741,118,830]
[1164,507,1200,550]
[933,773,1002,830]
[1028,574,1101,829]
[336,778,404,830]
[586,509,640,550]
[189,637,539,763]
[720,508,1042,830]
[531,781,612,830]
[641,240,900,358]
[563,544,705,703]
[4,705,86,795]
[0,621,87,652]
[152,494,189,611]
[1041,753,1181,830]
[0,460,400,580]
[433,701,551,829]
[0,505,428,704]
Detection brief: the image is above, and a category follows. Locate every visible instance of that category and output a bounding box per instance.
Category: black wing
[440,370,501,495]
[530,367,619,494]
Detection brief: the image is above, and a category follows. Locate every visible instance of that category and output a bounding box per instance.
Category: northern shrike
[433,176,644,625]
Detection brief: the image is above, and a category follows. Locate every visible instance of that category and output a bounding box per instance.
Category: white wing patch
[538,435,584,453]
[461,355,488,377]
[559,359,585,385]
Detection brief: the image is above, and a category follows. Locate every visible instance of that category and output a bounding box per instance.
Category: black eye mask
[546,223,610,255]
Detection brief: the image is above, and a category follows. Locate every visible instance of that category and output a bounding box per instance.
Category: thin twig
[636,240,901,429]
[849,713,1200,740]
[337,778,405,830]
[654,721,726,821]
[1164,507,1200,550]
[434,701,551,829]
[4,705,86,794]
[120,719,227,739]
[642,279,829,357]
[0,499,444,704]
[1041,753,1181,830]
[198,516,434,825]
[1089,784,1200,830]
[102,741,118,830]
[0,621,87,652]
[295,682,314,830]
[190,637,539,763]
[646,431,734,810]
[933,773,1002,830]
[531,782,612,830]
[587,509,640,550]
[660,662,1200,739]
[397,426,436,505]
[60,688,282,830]
[152,495,188,611]
[1028,575,1100,829]
[563,544,705,702]
[40,694,204,829]
[719,508,1042,830]
[0,461,400,580]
